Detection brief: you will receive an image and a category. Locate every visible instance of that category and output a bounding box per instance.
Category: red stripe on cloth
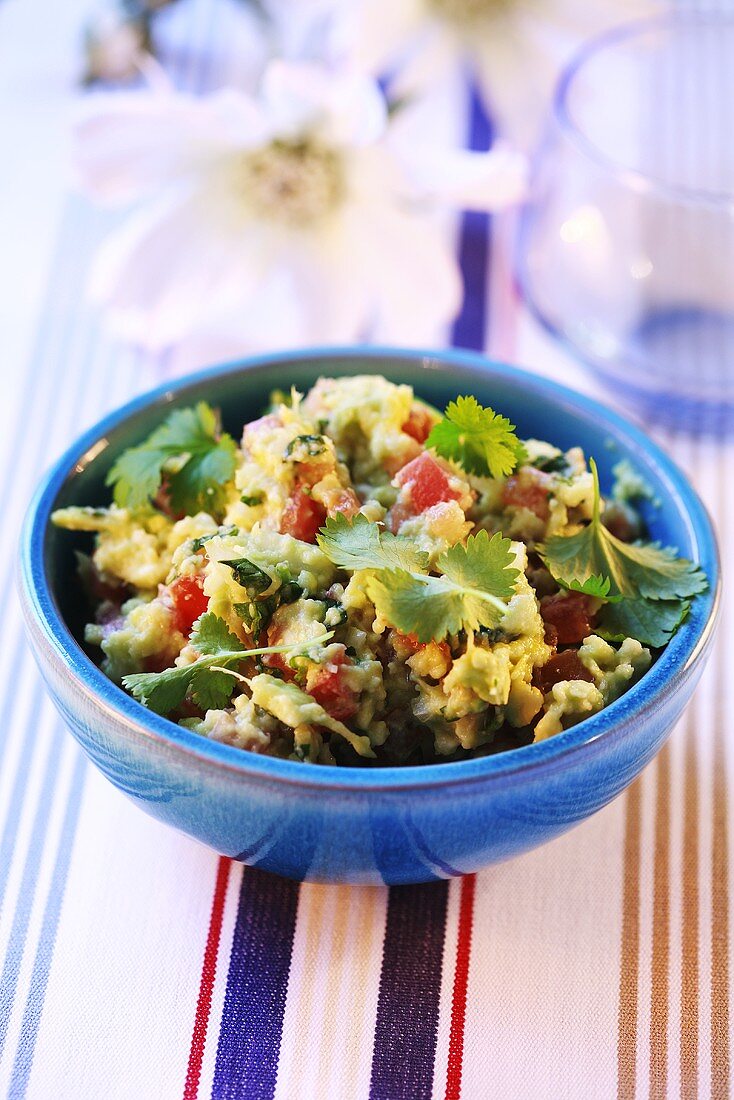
[445,874,477,1100]
[183,856,232,1100]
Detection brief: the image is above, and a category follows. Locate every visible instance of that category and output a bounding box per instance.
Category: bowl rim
[553,11,734,210]
[20,346,721,792]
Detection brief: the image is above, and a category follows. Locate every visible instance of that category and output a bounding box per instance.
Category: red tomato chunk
[280,489,327,543]
[401,406,434,444]
[394,452,457,513]
[169,574,209,635]
[534,650,594,694]
[540,592,596,645]
[502,469,551,520]
[307,650,359,721]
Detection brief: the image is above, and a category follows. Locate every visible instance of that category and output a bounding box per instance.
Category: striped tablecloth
[1,2,731,1098]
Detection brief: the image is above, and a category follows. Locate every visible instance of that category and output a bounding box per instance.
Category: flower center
[427,0,511,27]
[240,139,346,227]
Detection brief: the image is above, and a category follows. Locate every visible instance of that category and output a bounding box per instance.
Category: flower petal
[88,185,268,350]
[261,59,387,147]
[342,196,462,344]
[395,140,528,211]
[74,89,270,206]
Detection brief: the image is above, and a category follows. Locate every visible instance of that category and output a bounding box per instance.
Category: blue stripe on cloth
[7,751,87,1100]
[0,728,64,1062]
[450,82,495,351]
[368,883,450,1100]
[211,868,300,1100]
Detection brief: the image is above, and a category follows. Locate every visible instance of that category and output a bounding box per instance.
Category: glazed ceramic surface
[19,349,720,884]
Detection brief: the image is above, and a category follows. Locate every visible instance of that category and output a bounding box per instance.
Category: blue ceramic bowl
[20,349,720,884]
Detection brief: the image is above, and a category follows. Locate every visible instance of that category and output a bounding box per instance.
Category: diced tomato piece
[389,631,450,664]
[328,488,360,520]
[307,650,359,722]
[280,489,327,543]
[502,469,551,520]
[401,406,434,444]
[543,621,559,650]
[386,501,413,534]
[394,452,457,513]
[534,650,595,694]
[540,592,596,645]
[169,574,209,635]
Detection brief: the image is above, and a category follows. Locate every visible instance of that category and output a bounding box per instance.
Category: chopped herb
[285,434,328,461]
[240,493,264,507]
[190,526,238,553]
[532,453,569,474]
[222,558,272,595]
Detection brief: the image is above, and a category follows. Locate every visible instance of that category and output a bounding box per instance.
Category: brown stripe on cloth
[618,778,644,1100]
[649,744,672,1100]
[680,714,700,1099]
[711,603,730,1098]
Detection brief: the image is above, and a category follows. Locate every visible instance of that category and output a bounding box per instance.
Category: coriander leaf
[426,395,527,479]
[596,597,690,648]
[106,402,237,517]
[367,570,503,643]
[316,513,428,573]
[438,529,519,601]
[123,664,195,715]
[366,531,519,643]
[564,574,613,599]
[167,435,237,516]
[190,667,239,711]
[540,460,707,602]
[190,612,245,656]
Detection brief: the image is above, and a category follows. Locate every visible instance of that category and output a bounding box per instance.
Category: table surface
[1,1,732,1099]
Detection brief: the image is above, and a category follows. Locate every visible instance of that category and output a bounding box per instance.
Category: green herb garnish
[106,403,237,517]
[596,597,691,649]
[426,395,527,479]
[540,460,707,602]
[318,515,519,642]
[122,612,332,715]
[317,513,428,573]
[240,493,264,507]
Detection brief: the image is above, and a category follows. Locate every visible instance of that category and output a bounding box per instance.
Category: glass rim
[553,11,734,209]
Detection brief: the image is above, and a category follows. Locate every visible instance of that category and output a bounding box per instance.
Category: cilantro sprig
[540,460,707,602]
[122,612,332,716]
[317,515,519,642]
[426,395,527,479]
[107,403,237,518]
[539,459,707,646]
[317,513,428,573]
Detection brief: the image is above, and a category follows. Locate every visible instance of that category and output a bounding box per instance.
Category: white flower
[279,0,658,149]
[75,61,526,352]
